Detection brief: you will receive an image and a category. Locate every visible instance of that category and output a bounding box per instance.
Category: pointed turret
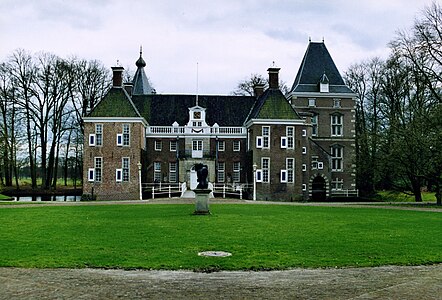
[132,47,154,95]
[290,42,352,94]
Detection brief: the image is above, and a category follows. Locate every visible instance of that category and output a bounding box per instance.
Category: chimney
[267,67,280,89]
[124,82,133,96]
[253,83,265,98]
[111,66,124,87]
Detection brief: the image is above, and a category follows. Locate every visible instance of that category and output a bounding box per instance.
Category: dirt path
[1,265,441,299]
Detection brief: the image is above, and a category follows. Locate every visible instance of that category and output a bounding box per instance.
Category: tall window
[95,124,103,146]
[286,158,294,183]
[331,146,343,171]
[122,124,130,146]
[169,162,177,183]
[233,162,240,182]
[233,140,240,151]
[155,140,162,151]
[286,126,294,149]
[331,115,343,137]
[311,115,318,137]
[262,126,270,149]
[308,98,316,107]
[95,157,102,182]
[170,140,177,152]
[333,98,341,108]
[154,162,161,182]
[262,157,270,183]
[218,140,225,151]
[217,162,225,183]
[122,157,130,182]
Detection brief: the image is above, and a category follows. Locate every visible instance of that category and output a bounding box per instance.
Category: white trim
[302,184,307,191]
[256,136,263,148]
[280,169,288,183]
[302,129,307,137]
[280,137,287,148]
[245,119,306,128]
[88,168,95,182]
[302,147,307,154]
[83,117,148,126]
[89,134,96,146]
[256,169,263,183]
[302,164,307,171]
[116,134,123,146]
[318,162,324,170]
[116,169,123,182]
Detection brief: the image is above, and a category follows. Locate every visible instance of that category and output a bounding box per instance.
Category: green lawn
[0,204,440,270]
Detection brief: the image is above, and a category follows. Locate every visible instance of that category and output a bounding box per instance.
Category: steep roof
[88,88,142,118]
[247,89,301,122]
[132,94,256,126]
[291,42,353,94]
[132,52,154,95]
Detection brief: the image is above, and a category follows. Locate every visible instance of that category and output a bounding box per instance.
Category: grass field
[0,204,440,271]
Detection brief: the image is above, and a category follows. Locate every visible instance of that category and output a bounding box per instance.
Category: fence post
[152,187,155,199]
[239,187,242,199]
[169,185,171,198]
[223,185,226,198]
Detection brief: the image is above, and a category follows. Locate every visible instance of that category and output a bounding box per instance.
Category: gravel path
[1,265,441,299]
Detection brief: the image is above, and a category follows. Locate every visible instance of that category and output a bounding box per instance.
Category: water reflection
[14,195,80,202]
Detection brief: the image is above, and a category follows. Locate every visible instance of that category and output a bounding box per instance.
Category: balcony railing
[146,126,245,136]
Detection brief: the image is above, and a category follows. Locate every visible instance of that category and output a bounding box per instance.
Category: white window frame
[217,162,225,183]
[302,129,307,137]
[311,115,318,137]
[262,157,270,183]
[94,157,102,182]
[302,147,307,154]
[286,126,294,149]
[286,158,294,183]
[280,170,288,183]
[333,98,341,108]
[302,184,307,191]
[122,124,130,146]
[318,162,324,170]
[89,134,96,147]
[233,162,241,183]
[256,169,263,183]
[331,146,343,172]
[95,124,103,146]
[302,164,307,171]
[116,134,123,146]
[218,140,225,152]
[170,140,177,152]
[154,162,161,182]
[155,140,162,151]
[169,162,177,183]
[280,137,287,149]
[116,169,123,182]
[262,126,270,149]
[88,168,95,182]
[308,98,316,107]
[332,178,344,190]
[331,114,343,137]
[256,136,263,148]
[122,157,130,182]
[233,140,240,152]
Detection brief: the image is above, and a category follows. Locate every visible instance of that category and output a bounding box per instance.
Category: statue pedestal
[193,189,211,215]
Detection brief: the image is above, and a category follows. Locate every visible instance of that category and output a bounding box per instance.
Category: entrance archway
[312,176,327,201]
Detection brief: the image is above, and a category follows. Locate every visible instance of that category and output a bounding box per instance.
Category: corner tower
[289,41,357,200]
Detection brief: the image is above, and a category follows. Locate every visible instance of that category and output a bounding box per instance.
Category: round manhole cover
[198,251,232,257]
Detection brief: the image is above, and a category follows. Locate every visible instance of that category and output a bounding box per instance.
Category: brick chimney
[267,67,280,89]
[253,83,265,98]
[111,66,124,87]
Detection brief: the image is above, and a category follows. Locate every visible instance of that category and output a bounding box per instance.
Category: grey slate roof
[291,42,353,94]
[132,94,256,126]
[132,53,155,95]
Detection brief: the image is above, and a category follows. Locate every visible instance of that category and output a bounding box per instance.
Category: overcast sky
[0,0,433,94]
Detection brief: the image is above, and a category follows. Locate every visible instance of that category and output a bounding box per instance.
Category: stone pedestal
[193,189,211,215]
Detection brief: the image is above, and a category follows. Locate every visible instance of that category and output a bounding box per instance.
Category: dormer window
[319,73,329,93]
[193,111,201,119]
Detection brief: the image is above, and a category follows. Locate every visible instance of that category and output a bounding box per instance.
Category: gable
[247,89,301,121]
[88,88,142,118]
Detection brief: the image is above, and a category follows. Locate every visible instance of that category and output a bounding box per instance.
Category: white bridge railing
[142,182,183,199]
[211,183,252,199]
[331,189,359,197]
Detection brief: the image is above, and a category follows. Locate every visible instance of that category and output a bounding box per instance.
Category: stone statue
[195,164,208,189]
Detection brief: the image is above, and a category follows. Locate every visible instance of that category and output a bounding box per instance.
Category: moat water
[14,195,81,202]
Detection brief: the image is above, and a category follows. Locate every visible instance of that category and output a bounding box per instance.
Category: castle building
[83,42,357,201]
